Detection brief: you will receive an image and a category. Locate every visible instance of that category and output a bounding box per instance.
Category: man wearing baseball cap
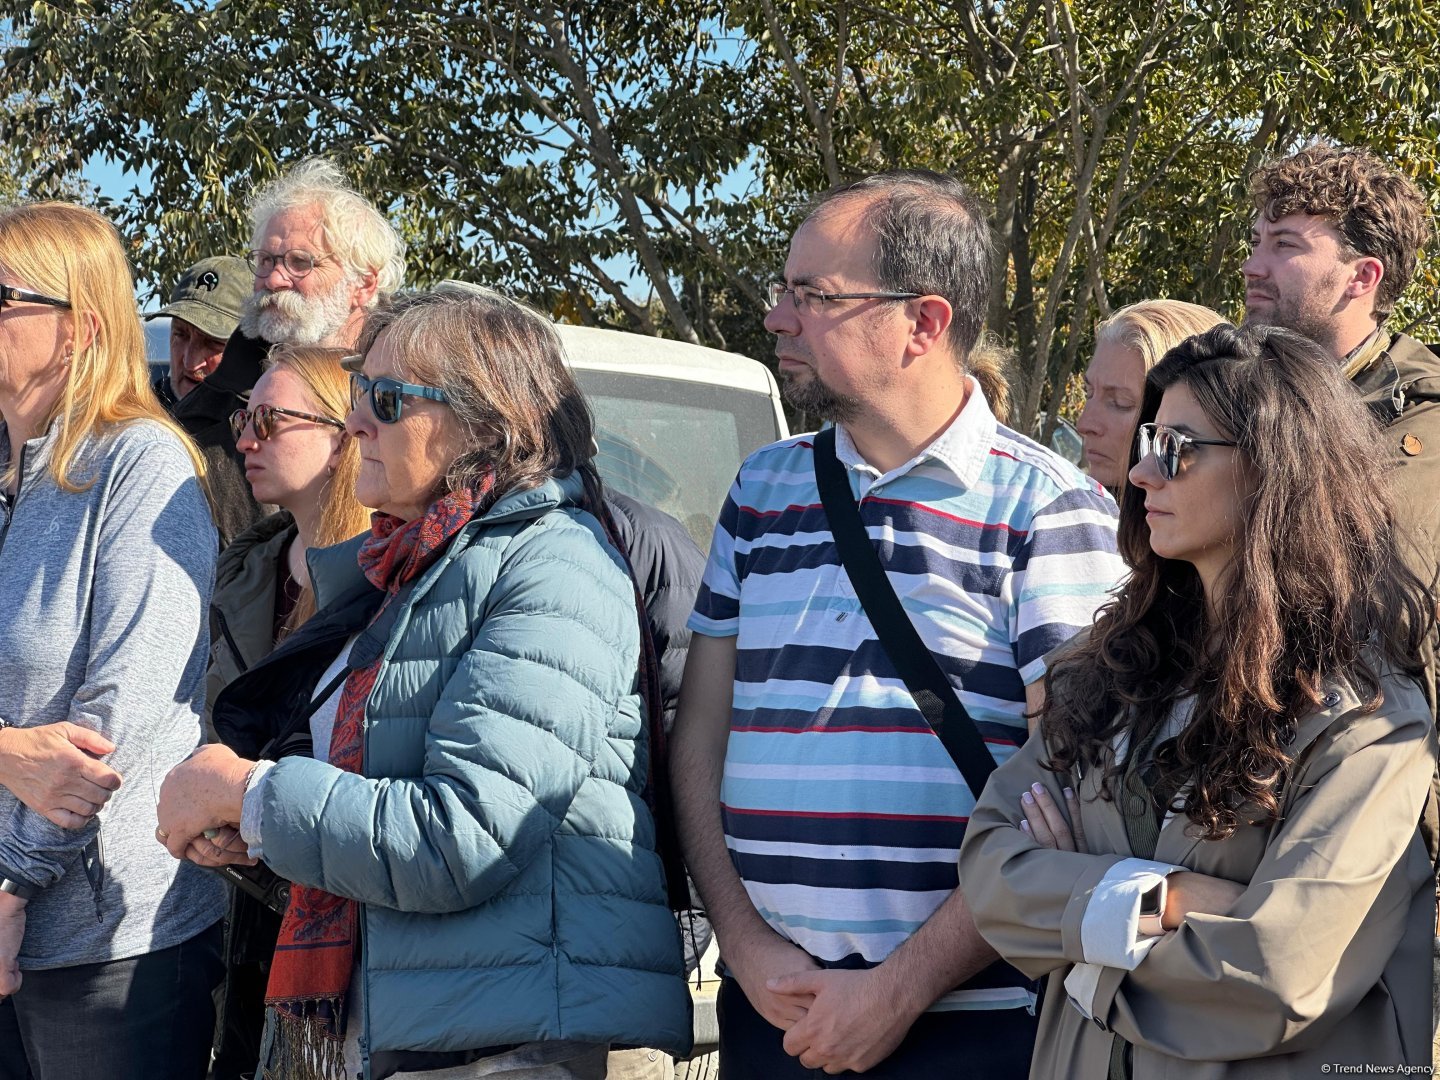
[146,254,265,546]
[147,255,250,407]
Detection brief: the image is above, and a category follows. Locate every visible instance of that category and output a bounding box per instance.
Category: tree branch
[758,0,842,186]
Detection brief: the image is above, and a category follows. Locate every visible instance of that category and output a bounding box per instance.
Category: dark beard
[780,369,863,423]
[1242,306,1340,358]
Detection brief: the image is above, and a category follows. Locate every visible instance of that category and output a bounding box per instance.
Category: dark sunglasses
[0,283,71,310]
[230,403,345,442]
[1136,422,1237,481]
[349,372,449,424]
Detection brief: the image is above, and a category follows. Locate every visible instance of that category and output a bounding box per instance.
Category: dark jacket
[168,328,274,546]
[605,491,712,972]
[605,491,704,735]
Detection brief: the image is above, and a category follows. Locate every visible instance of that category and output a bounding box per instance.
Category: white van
[553,325,785,1066]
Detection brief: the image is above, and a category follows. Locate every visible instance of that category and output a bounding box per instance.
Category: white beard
[239,274,357,345]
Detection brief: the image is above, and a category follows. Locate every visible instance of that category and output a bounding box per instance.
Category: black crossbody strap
[259,665,353,761]
[812,427,997,797]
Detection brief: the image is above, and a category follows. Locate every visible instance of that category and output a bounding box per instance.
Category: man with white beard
[173,159,406,546]
[236,158,404,348]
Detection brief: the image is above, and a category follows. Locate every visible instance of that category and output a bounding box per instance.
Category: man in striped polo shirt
[672,170,1125,1078]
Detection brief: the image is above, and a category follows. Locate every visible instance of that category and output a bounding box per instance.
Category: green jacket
[1355,332,1440,860]
[252,475,691,1073]
[1353,332,1440,696]
[205,510,297,728]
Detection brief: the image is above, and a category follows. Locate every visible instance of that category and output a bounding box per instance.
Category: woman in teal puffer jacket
[157,289,691,1080]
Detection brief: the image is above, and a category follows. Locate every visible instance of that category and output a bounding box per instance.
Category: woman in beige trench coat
[960,324,1437,1078]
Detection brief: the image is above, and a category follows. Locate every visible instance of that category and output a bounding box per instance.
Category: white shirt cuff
[1064,961,1105,1021]
[239,759,278,859]
[1079,857,1184,969]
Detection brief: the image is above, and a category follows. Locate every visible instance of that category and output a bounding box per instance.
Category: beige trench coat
[959,670,1436,1077]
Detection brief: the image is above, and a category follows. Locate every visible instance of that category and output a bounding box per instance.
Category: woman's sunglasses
[0,283,70,310]
[230,404,345,443]
[348,372,449,425]
[1135,422,1237,481]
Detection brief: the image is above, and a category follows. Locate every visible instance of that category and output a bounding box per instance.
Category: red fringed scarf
[263,479,493,1080]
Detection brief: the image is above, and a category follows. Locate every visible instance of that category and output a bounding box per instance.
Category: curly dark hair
[1249,142,1433,322]
[1039,323,1432,839]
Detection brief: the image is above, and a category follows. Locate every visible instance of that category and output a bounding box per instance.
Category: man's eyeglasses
[230,404,345,443]
[0,283,71,311]
[349,372,450,425]
[245,249,333,279]
[1136,423,1238,481]
[766,282,922,315]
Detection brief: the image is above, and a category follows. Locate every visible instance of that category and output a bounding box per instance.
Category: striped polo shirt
[689,382,1124,1011]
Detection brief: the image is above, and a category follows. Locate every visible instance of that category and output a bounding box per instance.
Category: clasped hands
[728,931,925,1074]
[153,744,259,868]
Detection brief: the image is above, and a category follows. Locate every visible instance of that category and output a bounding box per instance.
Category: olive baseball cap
[146,255,251,342]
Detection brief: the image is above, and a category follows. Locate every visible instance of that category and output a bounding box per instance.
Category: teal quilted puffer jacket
[256,474,692,1070]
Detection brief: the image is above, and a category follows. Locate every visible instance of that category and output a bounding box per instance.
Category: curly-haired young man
[1244,141,1440,658]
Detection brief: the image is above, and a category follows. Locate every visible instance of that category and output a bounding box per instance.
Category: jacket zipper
[82,830,104,922]
[212,606,250,675]
[0,443,30,561]
[1392,379,1412,417]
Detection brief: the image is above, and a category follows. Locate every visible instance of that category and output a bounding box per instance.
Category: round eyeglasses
[245,248,333,279]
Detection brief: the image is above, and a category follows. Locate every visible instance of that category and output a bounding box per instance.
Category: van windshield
[573,370,783,553]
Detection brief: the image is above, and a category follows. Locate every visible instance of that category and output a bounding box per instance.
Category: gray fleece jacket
[0,418,225,969]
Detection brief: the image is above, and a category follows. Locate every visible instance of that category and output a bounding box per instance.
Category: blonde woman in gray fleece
[0,203,226,1080]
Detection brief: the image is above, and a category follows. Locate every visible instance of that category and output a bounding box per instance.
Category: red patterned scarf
[264,479,493,1080]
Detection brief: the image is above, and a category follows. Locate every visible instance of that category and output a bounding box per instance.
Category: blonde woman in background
[207,344,371,715]
[0,201,224,1079]
[205,343,371,1080]
[1077,300,1228,491]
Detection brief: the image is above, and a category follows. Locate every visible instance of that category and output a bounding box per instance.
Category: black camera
[215,861,291,916]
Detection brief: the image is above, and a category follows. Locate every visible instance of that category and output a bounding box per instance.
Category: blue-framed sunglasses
[348,372,450,424]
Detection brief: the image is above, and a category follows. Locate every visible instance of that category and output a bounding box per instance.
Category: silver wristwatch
[0,878,36,902]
